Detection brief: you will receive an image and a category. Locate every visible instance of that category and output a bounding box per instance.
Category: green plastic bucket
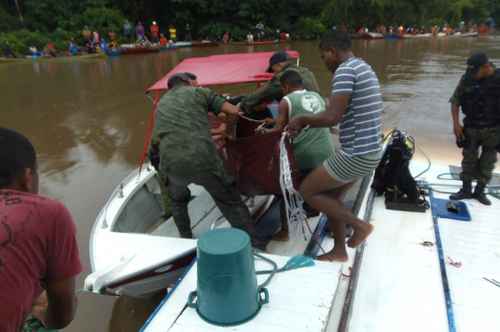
[187,228,269,326]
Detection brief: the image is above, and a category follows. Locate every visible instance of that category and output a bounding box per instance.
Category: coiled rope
[278,132,307,240]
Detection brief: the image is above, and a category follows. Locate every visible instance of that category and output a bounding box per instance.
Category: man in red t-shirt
[150,21,160,43]
[0,128,82,331]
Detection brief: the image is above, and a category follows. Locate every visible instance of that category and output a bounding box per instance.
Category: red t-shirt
[0,190,82,332]
[150,25,160,37]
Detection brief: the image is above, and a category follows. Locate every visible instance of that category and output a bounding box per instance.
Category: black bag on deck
[372,130,428,212]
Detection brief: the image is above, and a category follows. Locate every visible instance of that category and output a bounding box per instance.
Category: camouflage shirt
[240,63,320,112]
[152,85,226,173]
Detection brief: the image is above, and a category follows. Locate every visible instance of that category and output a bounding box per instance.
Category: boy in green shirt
[259,70,335,240]
[261,70,334,173]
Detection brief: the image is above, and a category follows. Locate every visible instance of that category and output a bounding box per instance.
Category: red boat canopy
[146,51,299,93]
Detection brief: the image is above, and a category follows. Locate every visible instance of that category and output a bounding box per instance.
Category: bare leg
[300,167,373,262]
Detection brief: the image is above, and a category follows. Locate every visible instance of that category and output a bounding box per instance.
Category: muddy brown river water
[1,36,500,331]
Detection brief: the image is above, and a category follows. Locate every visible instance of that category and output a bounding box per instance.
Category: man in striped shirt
[288,31,383,262]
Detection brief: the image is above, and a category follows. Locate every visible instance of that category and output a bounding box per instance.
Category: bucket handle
[187,291,198,309]
[257,287,269,305]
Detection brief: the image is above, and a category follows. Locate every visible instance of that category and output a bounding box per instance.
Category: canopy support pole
[138,92,161,174]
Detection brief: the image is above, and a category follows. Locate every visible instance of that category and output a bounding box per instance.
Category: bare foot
[316,249,349,262]
[347,223,374,248]
[272,229,289,242]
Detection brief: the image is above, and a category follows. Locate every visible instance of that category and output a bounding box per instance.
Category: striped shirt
[332,57,383,156]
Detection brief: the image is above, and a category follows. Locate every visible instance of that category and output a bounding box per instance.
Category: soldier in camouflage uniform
[150,73,264,246]
[450,53,500,205]
[239,51,320,114]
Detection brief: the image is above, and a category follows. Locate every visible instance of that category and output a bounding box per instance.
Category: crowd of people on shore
[351,20,494,36]
[2,16,496,59]
[2,19,294,59]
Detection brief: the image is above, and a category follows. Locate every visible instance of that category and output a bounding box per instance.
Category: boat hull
[85,165,277,297]
[107,45,160,56]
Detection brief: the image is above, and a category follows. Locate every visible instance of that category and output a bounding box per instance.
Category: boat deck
[141,254,342,332]
[438,189,500,331]
[347,161,500,332]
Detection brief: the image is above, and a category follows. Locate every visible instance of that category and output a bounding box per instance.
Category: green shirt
[284,90,334,171]
[240,63,320,112]
[152,85,226,173]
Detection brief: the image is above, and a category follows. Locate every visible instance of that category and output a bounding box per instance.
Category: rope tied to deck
[279,132,307,239]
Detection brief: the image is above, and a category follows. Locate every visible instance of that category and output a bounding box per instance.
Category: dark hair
[280,70,303,87]
[183,72,197,80]
[319,31,352,51]
[0,128,36,188]
[167,73,191,89]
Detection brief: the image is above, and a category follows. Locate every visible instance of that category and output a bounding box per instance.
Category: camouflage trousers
[460,126,500,185]
[159,165,253,238]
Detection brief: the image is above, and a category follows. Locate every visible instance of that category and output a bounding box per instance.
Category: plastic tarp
[146,51,300,93]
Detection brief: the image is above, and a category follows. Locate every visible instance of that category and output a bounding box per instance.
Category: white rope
[279,132,307,240]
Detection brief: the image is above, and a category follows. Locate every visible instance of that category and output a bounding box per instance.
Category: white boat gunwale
[89,165,156,272]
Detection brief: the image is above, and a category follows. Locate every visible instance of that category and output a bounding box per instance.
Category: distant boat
[1,52,106,63]
[191,40,219,47]
[450,32,479,38]
[402,33,433,39]
[159,40,219,51]
[351,32,384,40]
[384,34,403,40]
[106,44,160,56]
[232,40,282,46]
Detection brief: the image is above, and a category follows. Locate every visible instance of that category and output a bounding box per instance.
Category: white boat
[83,163,313,297]
[141,157,500,332]
[83,50,333,298]
[403,33,433,39]
[451,32,479,38]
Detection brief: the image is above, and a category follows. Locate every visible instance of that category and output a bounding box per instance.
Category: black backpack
[372,130,428,212]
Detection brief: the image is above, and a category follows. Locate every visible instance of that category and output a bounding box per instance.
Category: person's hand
[211,123,227,136]
[263,117,275,125]
[222,103,243,116]
[31,292,48,326]
[453,123,464,140]
[287,117,306,138]
[255,123,269,134]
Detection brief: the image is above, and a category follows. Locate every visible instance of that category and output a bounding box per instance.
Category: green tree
[1,0,497,46]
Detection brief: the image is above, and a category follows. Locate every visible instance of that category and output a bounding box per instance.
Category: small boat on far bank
[106,44,160,56]
[1,52,106,64]
[164,40,219,49]
[450,31,479,38]
[351,32,384,40]
[191,40,219,47]
[384,34,403,40]
[106,40,220,57]
[402,33,433,39]
[350,31,480,41]
[232,39,283,46]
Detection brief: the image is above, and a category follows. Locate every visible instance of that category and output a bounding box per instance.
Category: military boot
[473,183,491,206]
[450,180,473,201]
